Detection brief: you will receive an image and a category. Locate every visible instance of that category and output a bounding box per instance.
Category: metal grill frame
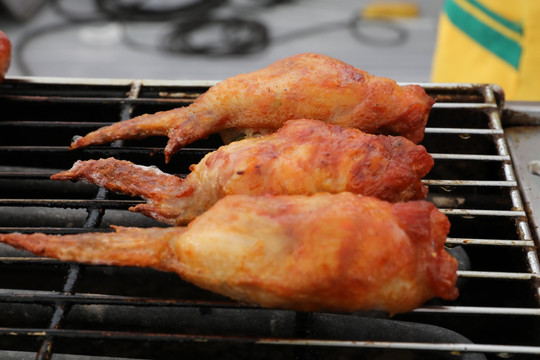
[0,76,539,359]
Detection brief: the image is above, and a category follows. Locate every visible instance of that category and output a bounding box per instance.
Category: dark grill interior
[0,78,539,359]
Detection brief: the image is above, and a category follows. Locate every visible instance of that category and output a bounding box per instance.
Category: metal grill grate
[0,77,539,359]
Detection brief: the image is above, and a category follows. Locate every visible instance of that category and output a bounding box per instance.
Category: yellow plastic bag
[431,0,540,100]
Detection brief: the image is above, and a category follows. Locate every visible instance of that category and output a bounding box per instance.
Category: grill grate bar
[0,120,507,137]
[0,227,105,234]
[0,94,194,106]
[1,202,527,216]
[0,327,538,357]
[457,270,538,280]
[259,339,540,357]
[430,153,510,161]
[441,209,526,217]
[1,288,539,316]
[0,120,112,127]
[425,128,504,135]
[0,172,56,179]
[0,257,63,264]
[2,120,506,135]
[0,145,214,156]
[0,199,141,209]
[423,179,517,187]
[0,147,515,161]
[0,289,244,308]
[433,102,498,110]
[415,306,540,316]
[445,237,536,247]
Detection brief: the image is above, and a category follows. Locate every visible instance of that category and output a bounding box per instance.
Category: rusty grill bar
[0,77,539,359]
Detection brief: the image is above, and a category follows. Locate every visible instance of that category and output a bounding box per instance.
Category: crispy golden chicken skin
[53,119,434,225]
[0,193,458,314]
[69,53,435,161]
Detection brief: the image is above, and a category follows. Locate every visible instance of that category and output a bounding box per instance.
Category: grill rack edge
[0,77,539,360]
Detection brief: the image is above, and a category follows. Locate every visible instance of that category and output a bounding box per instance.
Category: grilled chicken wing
[70,53,435,161]
[0,193,458,314]
[53,119,434,225]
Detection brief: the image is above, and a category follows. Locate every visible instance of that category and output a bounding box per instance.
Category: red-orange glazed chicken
[53,119,434,225]
[69,53,435,161]
[0,30,11,82]
[0,193,458,314]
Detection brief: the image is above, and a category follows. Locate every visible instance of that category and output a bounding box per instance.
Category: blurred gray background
[0,0,445,82]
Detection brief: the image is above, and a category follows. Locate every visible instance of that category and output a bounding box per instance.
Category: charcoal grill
[0,77,539,360]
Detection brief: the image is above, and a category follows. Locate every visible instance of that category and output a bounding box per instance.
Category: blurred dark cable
[94,0,228,21]
[158,6,407,56]
[161,17,269,56]
[50,0,227,22]
[50,0,105,22]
